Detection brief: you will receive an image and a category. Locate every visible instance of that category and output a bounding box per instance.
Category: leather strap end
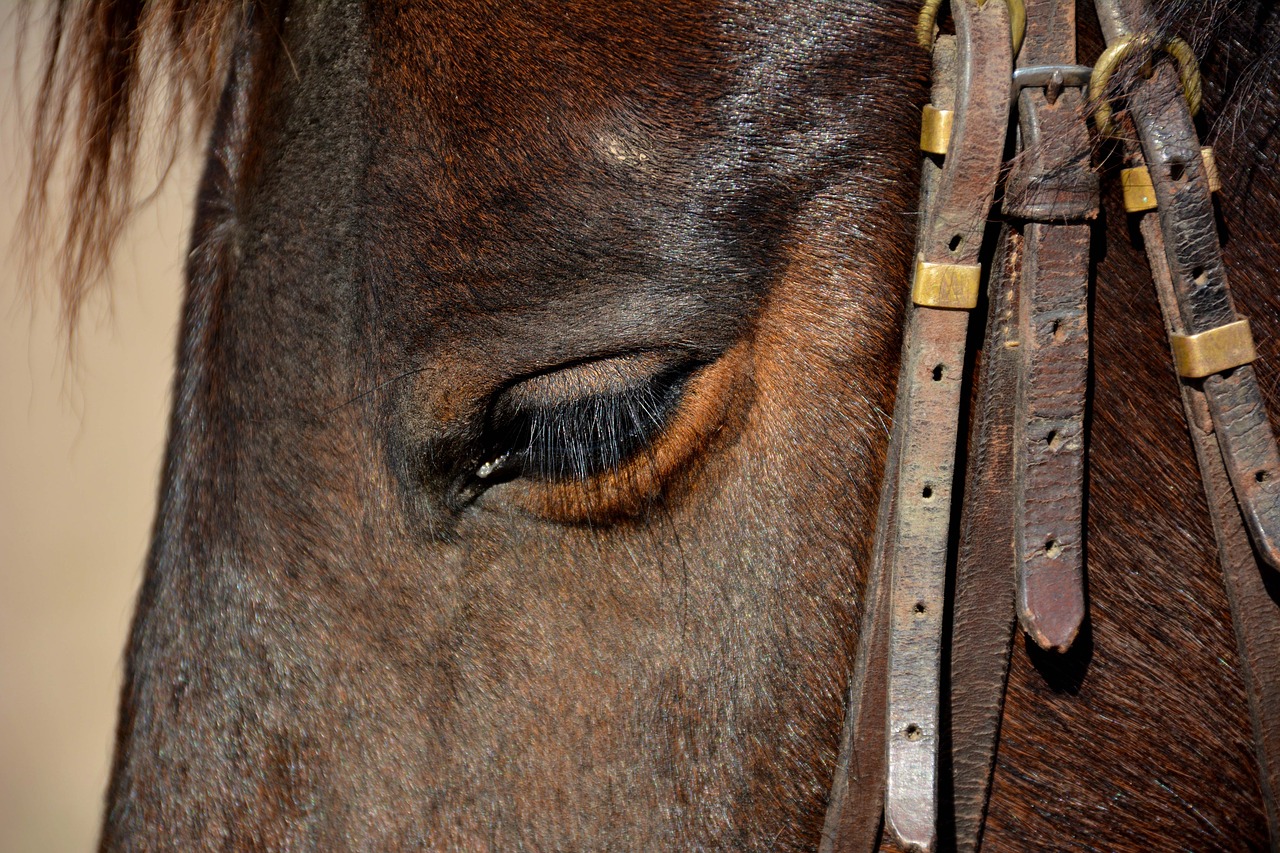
[1017,550,1086,652]
[1013,220,1090,654]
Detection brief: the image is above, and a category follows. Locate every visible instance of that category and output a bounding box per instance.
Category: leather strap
[947,3,1097,848]
[1094,2,1280,844]
[1095,3,1280,572]
[1131,81,1280,574]
[882,4,1012,850]
[945,228,1021,853]
[818,28,969,853]
[819,29,968,851]
[1012,222,1090,650]
[1006,0,1095,652]
[823,4,1280,850]
[1138,204,1280,853]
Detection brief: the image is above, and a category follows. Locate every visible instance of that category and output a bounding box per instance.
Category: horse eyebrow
[22,0,273,339]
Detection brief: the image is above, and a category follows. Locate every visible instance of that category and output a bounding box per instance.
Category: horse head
[28,0,1280,848]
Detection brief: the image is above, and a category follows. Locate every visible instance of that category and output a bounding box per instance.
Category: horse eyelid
[479,360,701,483]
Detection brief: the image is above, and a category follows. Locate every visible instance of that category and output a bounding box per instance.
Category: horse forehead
[361,1,752,355]
[368,0,725,160]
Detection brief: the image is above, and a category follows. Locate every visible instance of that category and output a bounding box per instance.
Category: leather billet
[883,2,1013,849]
[949,3,1098,850]
[1005,0,1094,654]
[946,228,1021,853]
[1123,78,1280,573]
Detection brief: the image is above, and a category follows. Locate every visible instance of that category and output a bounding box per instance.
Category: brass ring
[916,0,1026,57]
[1090,35,1202,136]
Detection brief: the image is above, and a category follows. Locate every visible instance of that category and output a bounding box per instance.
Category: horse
[26,0,1280,848]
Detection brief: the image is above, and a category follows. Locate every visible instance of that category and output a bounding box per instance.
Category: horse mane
[23,0,257,334]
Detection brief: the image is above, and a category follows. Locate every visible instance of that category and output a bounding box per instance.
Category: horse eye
[476,353,702,485]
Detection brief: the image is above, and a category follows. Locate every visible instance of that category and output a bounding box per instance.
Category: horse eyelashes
[477,359,698,485]
[519,385,668,479]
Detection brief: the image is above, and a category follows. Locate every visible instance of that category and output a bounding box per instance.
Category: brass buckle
[1089,35,1201,136]
[916,0,1026,55]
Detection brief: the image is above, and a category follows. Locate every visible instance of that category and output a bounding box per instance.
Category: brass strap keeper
[1170,318,1256,379]
[920,105,954,155]
[912,256,981,309]
[1201,147,1221,194]
[1121,147,1220,213]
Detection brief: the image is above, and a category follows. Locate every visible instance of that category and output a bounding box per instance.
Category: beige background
[1,11,195,851]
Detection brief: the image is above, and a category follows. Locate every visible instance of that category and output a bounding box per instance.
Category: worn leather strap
[1005,0,1095,653]
[818,27,968,853]
[1095,1,1280,843]
[1138,208,1280,853]
[1199,430,1280,853]
[1012,222,1090,650]
[882,3,1013,850]
[945,227,1021,853]
[820,30,969,853]
[946,3,1098,849]
[1096,6,1280,572]
[1132,85,1280,572]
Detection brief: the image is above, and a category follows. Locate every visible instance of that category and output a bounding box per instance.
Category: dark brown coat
[27,0,1280,848]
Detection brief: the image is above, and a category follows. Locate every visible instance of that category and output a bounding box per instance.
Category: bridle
[819,1,1280,850]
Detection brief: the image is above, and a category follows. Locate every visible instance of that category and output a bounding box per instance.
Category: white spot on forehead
[596,131,652,166]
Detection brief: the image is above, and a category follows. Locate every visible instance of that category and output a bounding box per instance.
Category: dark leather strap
[945,228,1020,853]
[1012,222,1090,650]
[1005,0,1095,653]
[1138,205,1280,853]
[1126,70,1280,573]
[947,3,1097,848]
[1095,1,1280,843]
[1119,70,1280,853]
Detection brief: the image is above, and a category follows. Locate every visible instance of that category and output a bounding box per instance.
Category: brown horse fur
[24,0,1280,849]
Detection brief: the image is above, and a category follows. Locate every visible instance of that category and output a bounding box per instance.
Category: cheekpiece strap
[1093,0,1280,845]
[882,2,1014,851]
